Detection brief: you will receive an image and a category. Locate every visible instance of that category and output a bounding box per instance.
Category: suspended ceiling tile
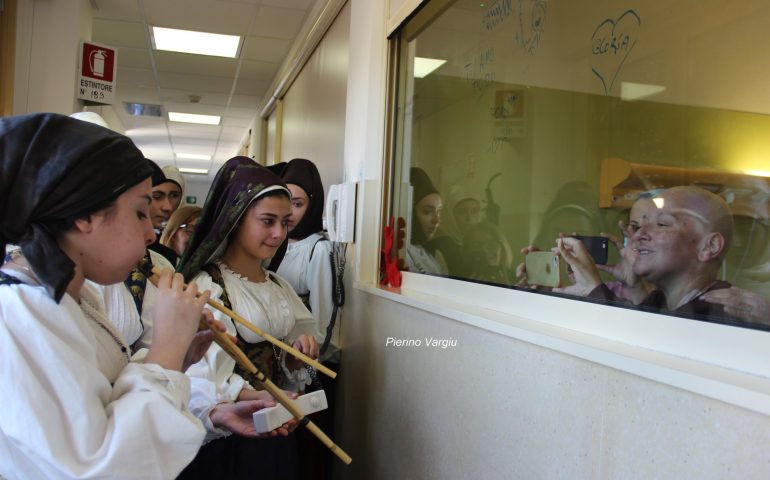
[154,51,239,77]
[229,94,260,109]
[250,6,305,40]
[116,68,157,88]
[242,36,292,62]
[262,0,315,10]
[159,89,231,106]
[225,106,259,118]
[220,125,246,137]
[143,0,256,34]
[92,0,142,21]
[222,116,253,128]
[92,19,148,49]
[234,79,270,97]
[173,139,219,152]
[114,47,152,70]
[174,159,211,168]
[239,59,279,81]
[158,72,234,94]
[168,123,221,137]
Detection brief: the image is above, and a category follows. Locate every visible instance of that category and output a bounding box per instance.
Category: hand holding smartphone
[572,235,608,265]
[524,251,561,288]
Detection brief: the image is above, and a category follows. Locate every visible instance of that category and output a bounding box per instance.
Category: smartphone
[573,235,609,265]
[525,251,561,287]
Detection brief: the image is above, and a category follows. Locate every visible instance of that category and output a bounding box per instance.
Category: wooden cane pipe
[150,267,336,379]
[145,269,351,464]
[198,316,352,464]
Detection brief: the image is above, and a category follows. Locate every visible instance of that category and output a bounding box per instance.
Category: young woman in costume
[177,157,319,479]
[0,113,212,479]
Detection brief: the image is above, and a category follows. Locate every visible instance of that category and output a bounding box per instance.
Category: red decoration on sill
[380,216,406,287]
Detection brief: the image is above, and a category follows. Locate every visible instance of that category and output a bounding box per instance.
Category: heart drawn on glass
[590,9,641,95]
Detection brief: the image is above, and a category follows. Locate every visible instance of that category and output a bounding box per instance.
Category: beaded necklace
[79,296,131,363]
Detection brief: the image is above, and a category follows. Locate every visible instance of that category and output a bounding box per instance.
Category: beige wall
[278,3,350,191]
[339,291,770,479]
[13,0,93,115]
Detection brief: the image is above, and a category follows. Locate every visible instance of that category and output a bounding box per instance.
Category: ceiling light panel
[179,167,210,175]
[151,26,241,58]
[176,153,212,161]
[168,112,221,125]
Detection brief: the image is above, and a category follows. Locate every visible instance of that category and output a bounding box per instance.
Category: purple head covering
[177,157,291,281]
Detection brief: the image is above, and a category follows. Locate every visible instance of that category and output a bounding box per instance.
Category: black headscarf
[410,167,440,246]
[177,156,291,281]
[0,113,152,301]
[279,158,324,240]
[147,159,167,186]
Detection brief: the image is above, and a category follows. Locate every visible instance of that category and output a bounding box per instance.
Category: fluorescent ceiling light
[176,153,211,161]
[620,82,666,101]
[151,26,241,58]
[178,167,209,175]
[745,169,770,177]
[414,57,446,78]
[168,112,221,125]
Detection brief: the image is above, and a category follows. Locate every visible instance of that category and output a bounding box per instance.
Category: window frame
[374,0,770,417]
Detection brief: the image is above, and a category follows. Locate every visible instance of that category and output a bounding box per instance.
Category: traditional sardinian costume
[96,247,250,444]
[273,158,342,480]
[273,158,341,363]
[0,113,205,479]
[176,157,313,480]
[146,160,180,266]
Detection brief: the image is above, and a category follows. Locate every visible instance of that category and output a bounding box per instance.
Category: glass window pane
[391,0,770,330]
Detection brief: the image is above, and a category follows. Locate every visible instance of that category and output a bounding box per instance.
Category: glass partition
[390,0,770,330]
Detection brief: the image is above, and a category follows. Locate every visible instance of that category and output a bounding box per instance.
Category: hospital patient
[555,186,740,321]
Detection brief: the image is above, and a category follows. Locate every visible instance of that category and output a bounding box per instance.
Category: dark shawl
[177,157,291,281]
[0,113,152,301]
[280,158,324,240]
[147,159,167,186]
[410,167,440,246]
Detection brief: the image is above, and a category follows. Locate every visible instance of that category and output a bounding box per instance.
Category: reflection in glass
[391,0,770,330]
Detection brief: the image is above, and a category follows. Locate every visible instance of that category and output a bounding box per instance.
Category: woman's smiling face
[231,194,292,261]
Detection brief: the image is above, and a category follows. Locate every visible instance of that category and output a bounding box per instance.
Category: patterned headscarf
[279,158,325,240]
[177,157,291,281]
[0,113,152,301]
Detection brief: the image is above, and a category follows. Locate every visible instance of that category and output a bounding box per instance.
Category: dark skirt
[178,433,298,480]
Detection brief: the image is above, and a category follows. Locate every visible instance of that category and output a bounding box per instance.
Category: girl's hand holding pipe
[182,311,235,371]
[287,334,319,370]
[144,269,211,371]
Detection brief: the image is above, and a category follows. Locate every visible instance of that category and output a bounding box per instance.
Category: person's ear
[72,215,94,234]
[698,232,725,262]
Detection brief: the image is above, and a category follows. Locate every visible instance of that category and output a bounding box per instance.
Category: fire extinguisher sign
[77,41,118,105]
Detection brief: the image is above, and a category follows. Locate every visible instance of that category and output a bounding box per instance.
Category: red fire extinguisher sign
[78,41,118,105]
[81,42,115,82]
